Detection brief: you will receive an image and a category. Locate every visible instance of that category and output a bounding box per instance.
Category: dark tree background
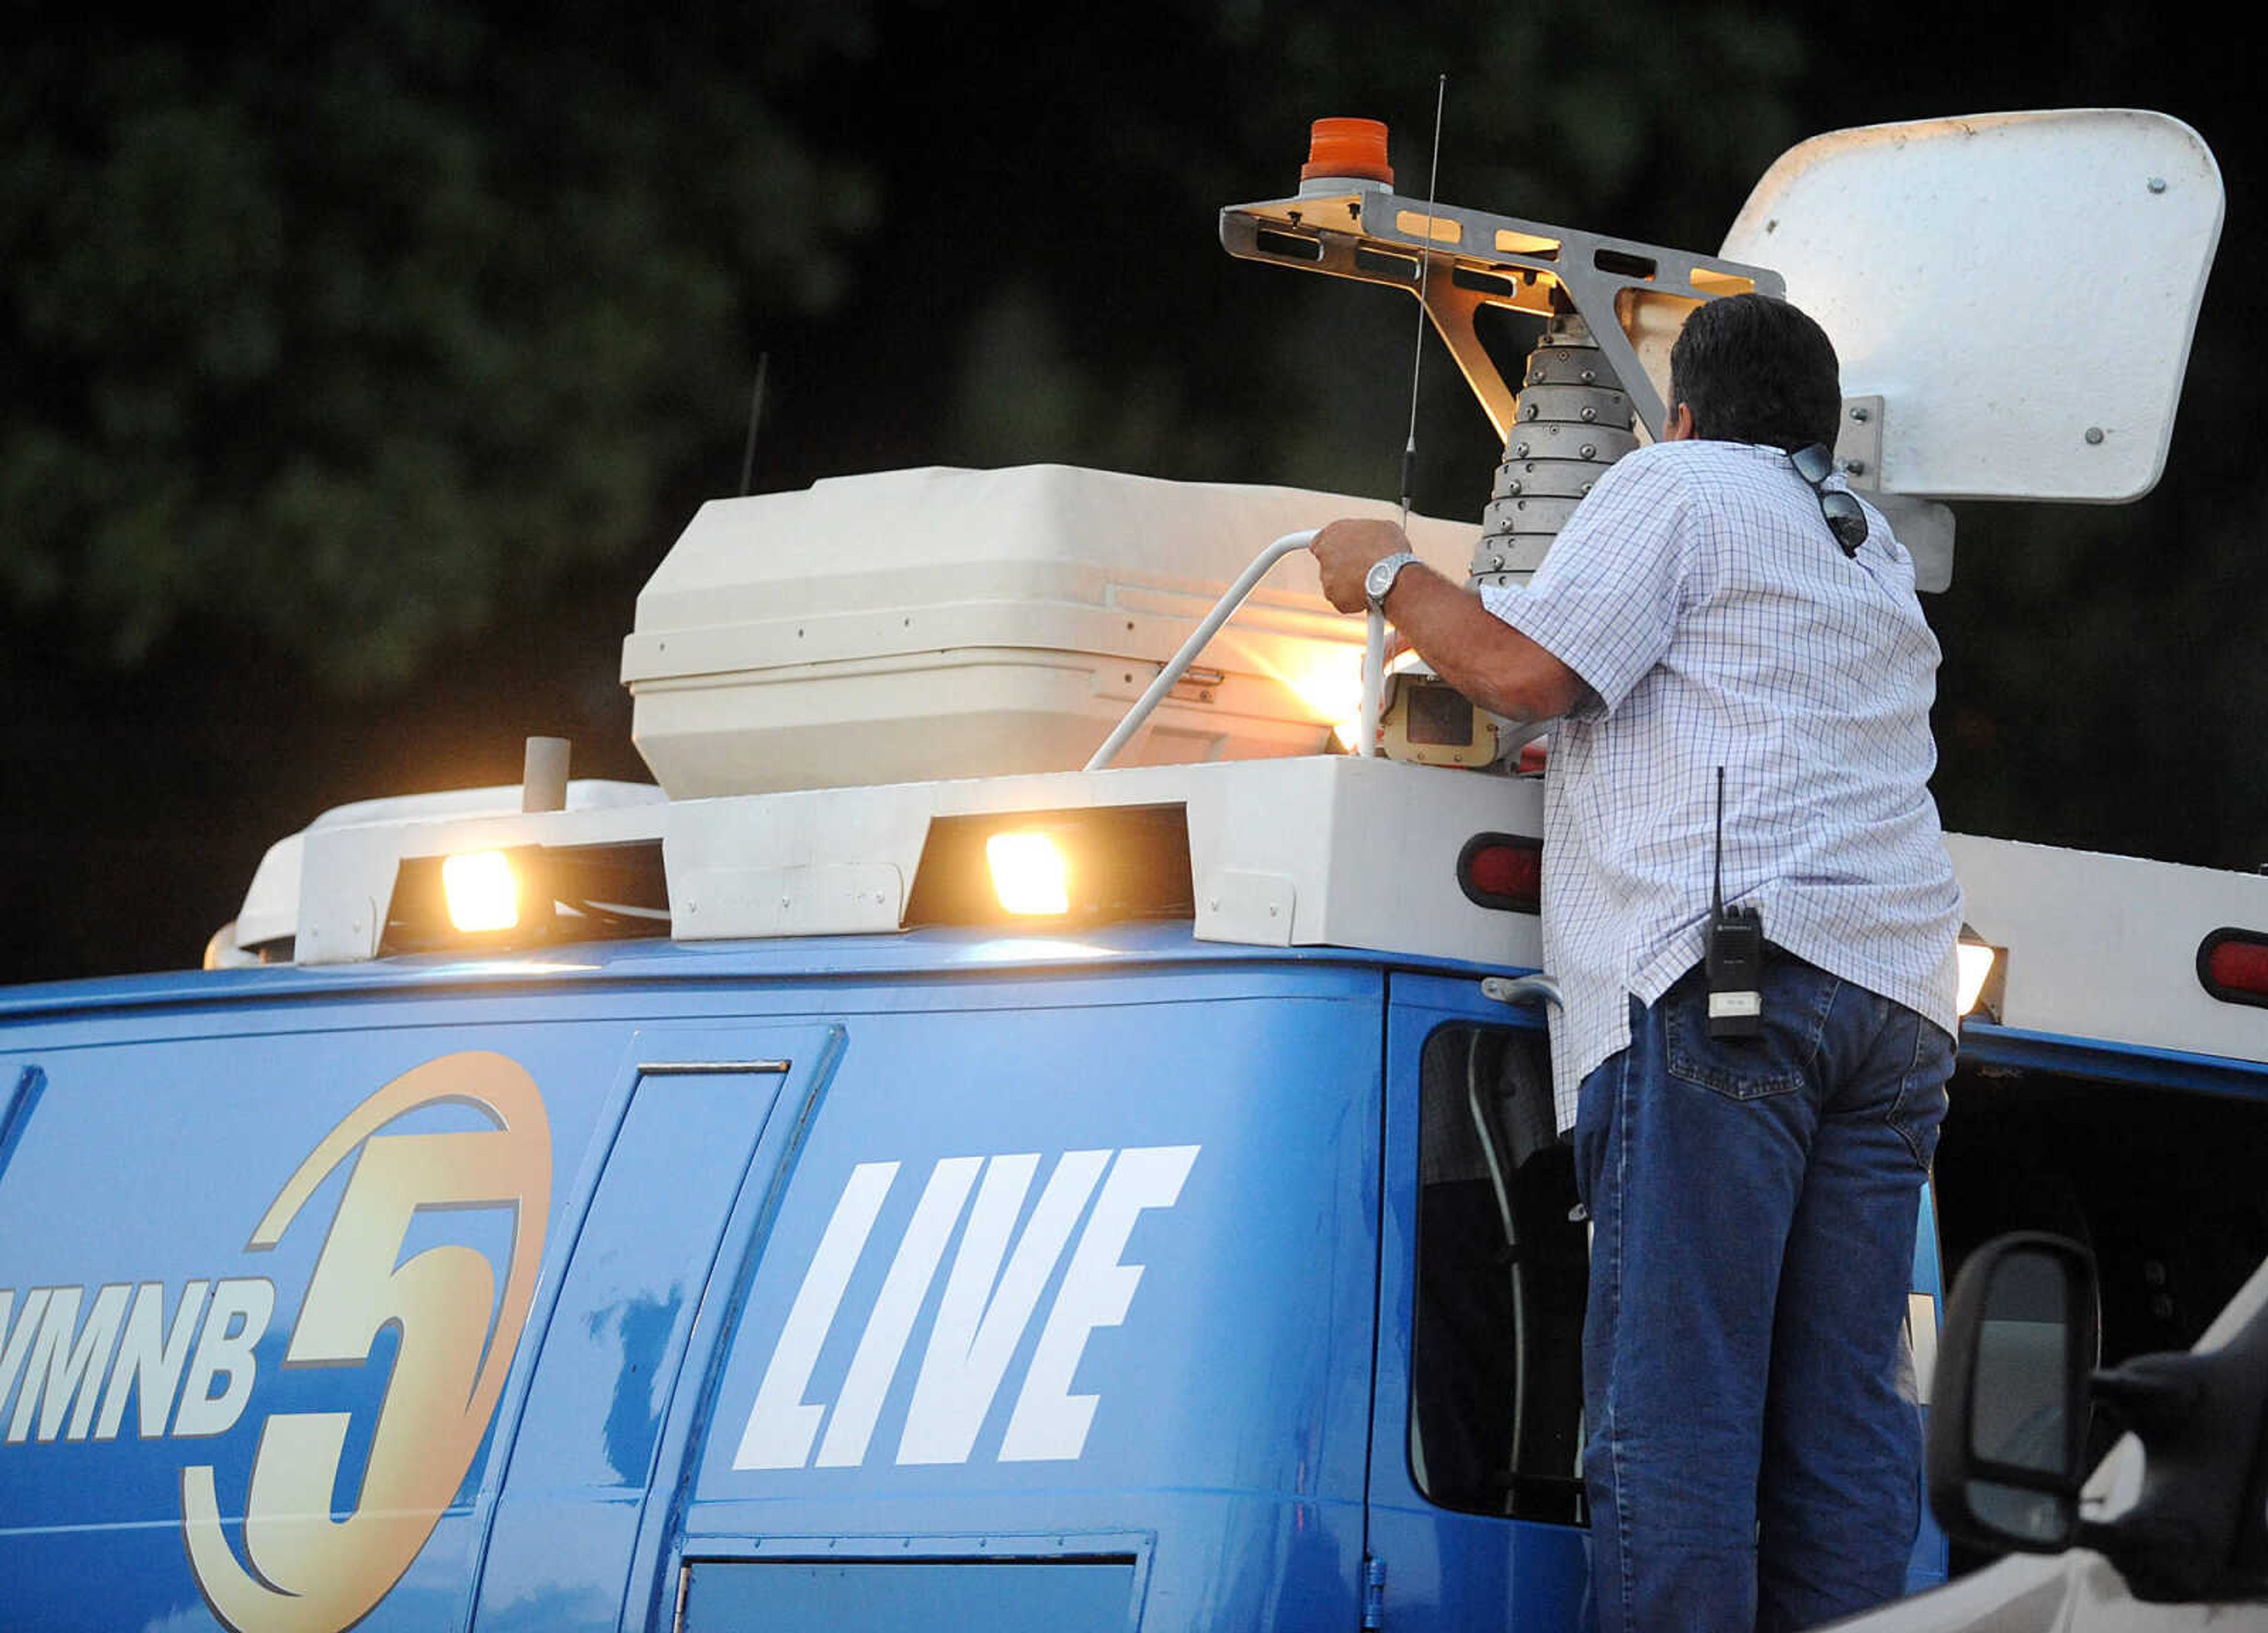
[2,2,2259,983]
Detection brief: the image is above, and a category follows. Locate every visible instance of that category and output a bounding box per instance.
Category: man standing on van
[1311,293,1963,1632]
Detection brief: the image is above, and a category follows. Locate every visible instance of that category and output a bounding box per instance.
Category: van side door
[470,1024,842,1633]
[1366,972,1592,1631]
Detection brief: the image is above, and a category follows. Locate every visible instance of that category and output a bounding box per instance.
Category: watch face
[1367,553,1412,605]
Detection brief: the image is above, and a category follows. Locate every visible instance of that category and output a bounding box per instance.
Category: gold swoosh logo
[183,1052,550,1633]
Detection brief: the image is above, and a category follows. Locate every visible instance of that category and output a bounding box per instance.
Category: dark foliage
[1,1,2259,981]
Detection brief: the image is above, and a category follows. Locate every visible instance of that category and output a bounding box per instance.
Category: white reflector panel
[1723,110,2221,503]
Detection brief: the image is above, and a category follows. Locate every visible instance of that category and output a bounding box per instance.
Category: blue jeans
[1573,952,1951,1633]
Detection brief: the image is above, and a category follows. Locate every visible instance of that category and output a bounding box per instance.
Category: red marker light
[1302,118,1394,187]
[1458,833,1542,914]
[2199,929,2268,1008]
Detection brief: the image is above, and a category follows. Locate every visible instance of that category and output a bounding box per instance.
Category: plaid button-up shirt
[1482,439,1963,1129]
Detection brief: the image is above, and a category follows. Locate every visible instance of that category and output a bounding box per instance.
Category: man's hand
[1310,518,1410,614]
[1308,515,1588,722]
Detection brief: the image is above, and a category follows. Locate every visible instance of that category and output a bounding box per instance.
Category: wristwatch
[1364,550,1423,615]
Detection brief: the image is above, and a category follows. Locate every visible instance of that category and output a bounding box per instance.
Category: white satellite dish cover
[1722,110,2222,503]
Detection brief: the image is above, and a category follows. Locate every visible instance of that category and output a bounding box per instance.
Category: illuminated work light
[1956,924,2004,1020]
[380,840,666,956]
[443,851,522,933]
[904,806,1194,928]
[1282,649,1366,751]
[986,831,1072,915]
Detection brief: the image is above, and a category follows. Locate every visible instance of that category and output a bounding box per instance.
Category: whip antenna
[1400,74,1447,527]
[1713,765,1728,916]
[738,352,771,497]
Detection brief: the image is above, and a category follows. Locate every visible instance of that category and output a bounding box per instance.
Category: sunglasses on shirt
[1789,442,1869,558]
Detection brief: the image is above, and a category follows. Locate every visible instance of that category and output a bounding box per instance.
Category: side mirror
[1927,1232,2100,1554]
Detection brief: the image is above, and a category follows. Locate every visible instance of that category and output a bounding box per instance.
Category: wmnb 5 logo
[735,1144,1198,1471]
[0,1052,550,1633]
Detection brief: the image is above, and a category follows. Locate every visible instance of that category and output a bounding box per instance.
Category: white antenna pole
[1360,606,1387,756]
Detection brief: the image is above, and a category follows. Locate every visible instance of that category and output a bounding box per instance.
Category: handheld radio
[1705,766,1764,1038]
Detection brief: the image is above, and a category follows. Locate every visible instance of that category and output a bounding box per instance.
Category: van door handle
[637,1060,793,1075]
[1481,974,1562,1010]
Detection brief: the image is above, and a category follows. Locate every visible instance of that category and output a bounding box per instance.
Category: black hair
[1666,294,1843,452]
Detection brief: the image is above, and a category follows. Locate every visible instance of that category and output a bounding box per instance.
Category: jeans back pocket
[1662,969,1820,1101]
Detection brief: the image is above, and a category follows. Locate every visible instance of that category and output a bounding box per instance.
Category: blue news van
[8,107,2268,1632]
[0,909,1614,1631]
[6,774,2266,1633]
[0,854,1926,1632]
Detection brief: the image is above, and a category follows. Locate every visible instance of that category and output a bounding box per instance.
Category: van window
[1935,1066,2268,1432]
[1409,1023,1589,1526]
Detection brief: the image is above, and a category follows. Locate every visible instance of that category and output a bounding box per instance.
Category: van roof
[0,919,1467,1025]
[220,755,1549,976]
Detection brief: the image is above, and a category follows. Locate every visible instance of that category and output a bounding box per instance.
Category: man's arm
[1311,519,1589,723]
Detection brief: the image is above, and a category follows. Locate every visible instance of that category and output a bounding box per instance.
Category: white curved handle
[1086,530,1319,772]
[1360,606,1386,758]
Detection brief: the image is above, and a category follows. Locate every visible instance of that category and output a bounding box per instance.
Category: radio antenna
[1714,764,1729,916]
[738,351,771,497]
[1400,74,1448,528]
